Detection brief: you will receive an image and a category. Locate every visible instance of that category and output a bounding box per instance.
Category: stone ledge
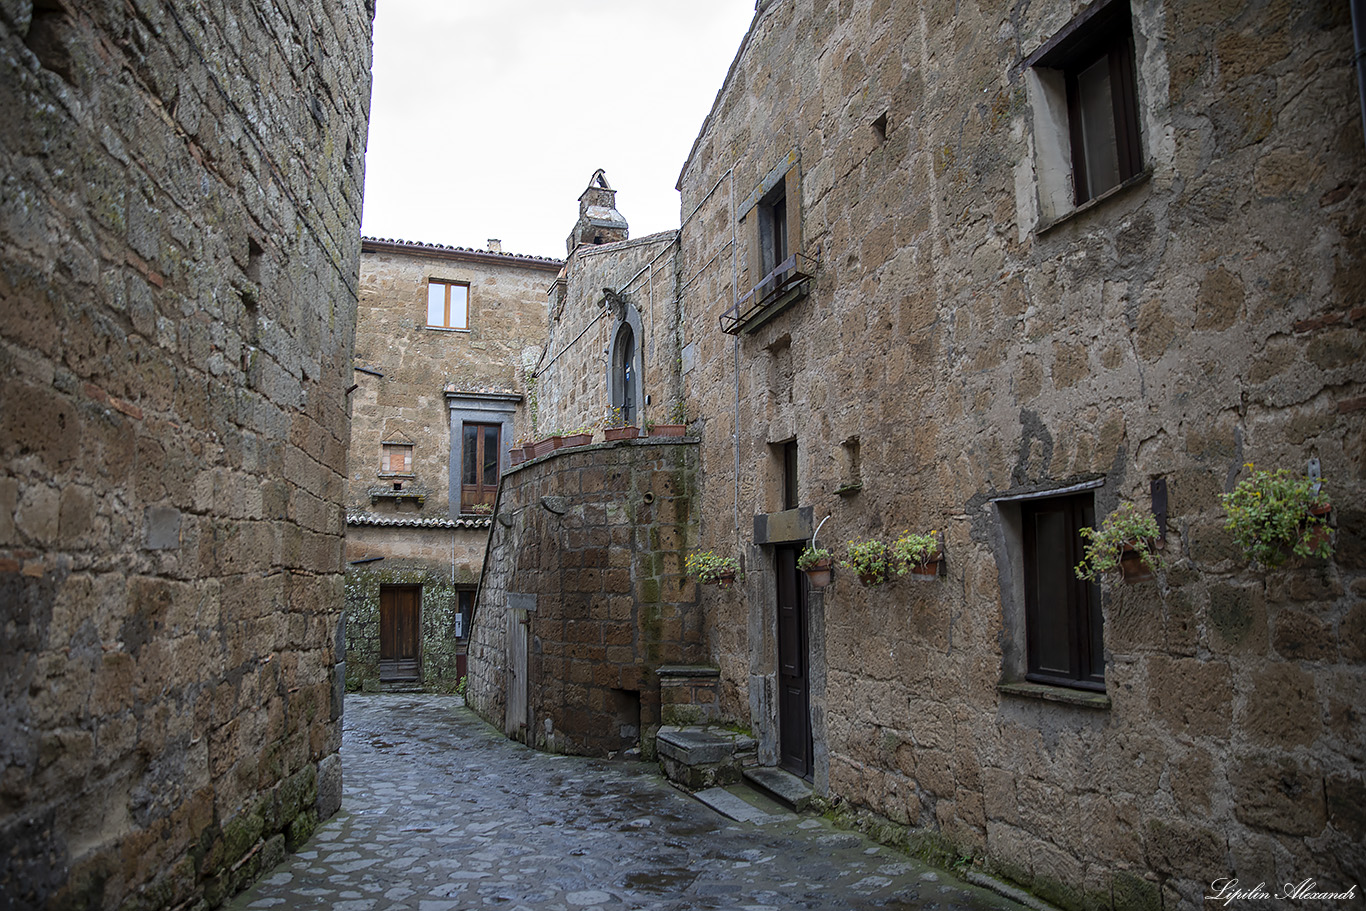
[997,681,1111,709]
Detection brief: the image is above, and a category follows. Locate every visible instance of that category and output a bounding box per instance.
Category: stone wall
[345,241,558,693]
[0,1,371,908]
[467,439,703,757]
[669,0,1364,907]
[348,240,558,513]
[539,231,681,437]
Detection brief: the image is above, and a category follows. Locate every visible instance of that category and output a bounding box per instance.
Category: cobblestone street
[229,695,1026,911]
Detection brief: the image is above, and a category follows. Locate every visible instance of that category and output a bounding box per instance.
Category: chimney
[487,238,502,253]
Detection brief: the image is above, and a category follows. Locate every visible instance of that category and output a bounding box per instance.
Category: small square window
[380,442,413,475]
[1026,1,1142,216]
[426,279,469,330]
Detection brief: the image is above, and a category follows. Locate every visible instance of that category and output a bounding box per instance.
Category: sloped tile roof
[361,236,563,267]
[346,512,492,530]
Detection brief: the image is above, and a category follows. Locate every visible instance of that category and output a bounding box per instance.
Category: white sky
[360,1,758,260]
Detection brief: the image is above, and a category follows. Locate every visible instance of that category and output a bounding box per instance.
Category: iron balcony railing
[718,250,819,335]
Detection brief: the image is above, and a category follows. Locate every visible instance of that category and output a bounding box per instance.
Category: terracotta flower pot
[1118,549,1155,583]
[561,433,591,448]
[715,570,737,589]
[509,447,525,466]
[909,560,942,581]
[802,558,833,587]
[604,426,639,441]
[649,423,686,438]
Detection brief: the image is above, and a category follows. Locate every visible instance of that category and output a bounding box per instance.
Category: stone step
[693,786,788,825]
[742,766,813,812]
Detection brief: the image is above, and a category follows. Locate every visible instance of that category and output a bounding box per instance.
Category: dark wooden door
[379,586,420,681]
[776,545,812,777]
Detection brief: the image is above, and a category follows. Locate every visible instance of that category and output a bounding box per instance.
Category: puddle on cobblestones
[621,869,698,894]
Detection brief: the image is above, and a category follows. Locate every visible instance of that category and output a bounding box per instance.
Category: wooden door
[505,609,528,740]
[379,586,420,681]
[776,545,812,777]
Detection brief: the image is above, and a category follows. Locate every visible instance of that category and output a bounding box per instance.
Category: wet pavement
[228,695,1027,911]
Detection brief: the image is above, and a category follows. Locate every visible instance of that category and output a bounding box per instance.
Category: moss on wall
[344,563,477,693]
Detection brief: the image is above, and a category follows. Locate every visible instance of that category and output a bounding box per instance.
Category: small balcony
[718,250,819,335]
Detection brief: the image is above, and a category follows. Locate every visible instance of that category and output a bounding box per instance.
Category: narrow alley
[228,696,1029,911]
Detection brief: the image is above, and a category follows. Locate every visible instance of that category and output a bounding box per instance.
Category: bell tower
[565,169,629,255]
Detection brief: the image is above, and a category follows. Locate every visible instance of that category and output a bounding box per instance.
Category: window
[455,589,474,639]
[782,440,798,511]
[1020,493,1104,690]
[380,442,413,475]
[427,279,469,330]
[1026,1,1142,215]
[461,422,500,512]
[612,323,636,423]
[759,186,789,280]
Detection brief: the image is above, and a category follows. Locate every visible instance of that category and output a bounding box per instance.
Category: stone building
[466,176,708,754]
[471,1,1366,907]
[344,238,560,692]
[0,1,372,908]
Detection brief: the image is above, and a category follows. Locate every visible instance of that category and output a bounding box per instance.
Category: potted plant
[561,424,593,447]
[528,433,558,459]
[648,401,687,437]
[895,530,943,581]
[510,435,530,466]
[602,405,639,441]
[467,501,494,517]
[797,545,834,587]
[1220,464,1333,569]
[1074,501,1166,584]
[842,538,900,586]
[685,551,741,588]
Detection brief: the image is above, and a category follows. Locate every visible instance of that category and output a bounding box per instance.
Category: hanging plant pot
[714,570,737,589]
[561,432,592,448]
[909,553,944,581]
[604,426,639,441]
[802,558,833,588]
[649,423,686,438]
[1118,549,1155,583]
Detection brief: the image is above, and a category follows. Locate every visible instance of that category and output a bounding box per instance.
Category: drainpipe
[1354,0,1366,152]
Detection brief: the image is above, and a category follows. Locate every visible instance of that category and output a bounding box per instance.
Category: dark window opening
[1029,0,1142,206]
[1021,493,1104,690]
[461,422,500,512]
[612,323,636,423]
[782,440,798,511]
[760,189,789,280]
[456,589,474,639]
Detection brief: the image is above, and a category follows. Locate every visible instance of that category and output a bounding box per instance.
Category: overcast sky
[359,1,758,260]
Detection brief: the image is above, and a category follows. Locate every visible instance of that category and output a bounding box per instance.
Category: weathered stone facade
[466,439,703,757]
[476,1,1366,907]
[0,1,372,908]
[345,240,559,691]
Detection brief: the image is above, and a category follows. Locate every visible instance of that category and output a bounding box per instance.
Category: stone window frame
[606,301,644,424]
[992,478,1112,707]
[426,278,471,331]
[1023,0,1148,229]
[446,391,520,521]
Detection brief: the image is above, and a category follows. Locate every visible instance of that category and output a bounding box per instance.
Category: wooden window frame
[460,421,500,513]
[426,279,470,330]
[1021,492,1105,691]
